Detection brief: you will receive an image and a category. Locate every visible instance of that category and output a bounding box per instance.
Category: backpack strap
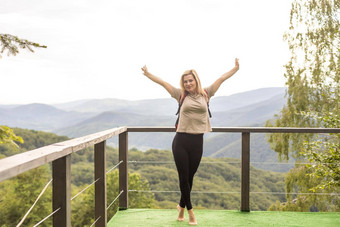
[175,92,187,129]
[204,89,212,118]
[175,92,187,116]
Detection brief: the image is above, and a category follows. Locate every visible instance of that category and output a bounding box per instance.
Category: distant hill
[53,98,179,116]
[210,93,285,126]
[51,87,286,116]
[0,87,290,171]
[55,111,175,138]
[203,133,294,172]
[54,87,286,138]
[0,103,95,131]
[209,87,285,112]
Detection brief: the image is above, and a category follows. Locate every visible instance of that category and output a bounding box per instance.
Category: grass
[108,209,340,227]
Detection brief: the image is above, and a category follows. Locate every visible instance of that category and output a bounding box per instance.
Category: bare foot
[188,209,197,225]
[177,205,185,221]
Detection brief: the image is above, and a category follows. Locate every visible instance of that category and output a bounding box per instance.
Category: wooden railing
[0,126,339,227]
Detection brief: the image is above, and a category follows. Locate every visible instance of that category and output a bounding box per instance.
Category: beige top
[170,85,215,134]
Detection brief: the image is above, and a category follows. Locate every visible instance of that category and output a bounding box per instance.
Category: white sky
[0,0,292,105]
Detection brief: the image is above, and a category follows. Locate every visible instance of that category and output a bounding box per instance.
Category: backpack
[175,90,212,129]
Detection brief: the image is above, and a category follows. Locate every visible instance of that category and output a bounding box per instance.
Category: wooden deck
[108,209,340,227]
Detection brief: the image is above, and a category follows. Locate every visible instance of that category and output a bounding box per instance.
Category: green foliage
[301,112,340,192]
[0,33,47,58]
[266,0,339,160]
[71,184,95,227]
[127,149,286,211]
[0,128,69,159]
[266,0,340,211]
[0,125,23,149]
[71,170,154,227]
[72,147,285,213]
[0,165,52,227]
[268,164,339,212]
[269,112,340,212]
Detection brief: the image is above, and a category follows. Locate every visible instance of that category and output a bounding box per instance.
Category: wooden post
[241,132,250,212]
[52,155,71,227]
[119,131,128,209]
[95,141,107,226]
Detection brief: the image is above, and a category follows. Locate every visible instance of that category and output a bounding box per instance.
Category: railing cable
[250,191,340,196]
[129,160,338,166]
[129,190,339,196]
[71,178,100,201]
[128,161,241,164]
[129,160,173,164]
[32,207,60,227]
[250,162,340,166]
[129,190,240,194]
[106,160,123,174]
[90,216,101,227]
[17,178,53,227]
[107,190,124,211]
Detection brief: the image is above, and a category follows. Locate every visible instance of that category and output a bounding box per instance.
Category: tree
[0,33,47,148]
[71,170,155,226]
[0,33,47,58]
[302,112,340,192]
[266,0,339,160]
[0,126,24,150]
[266,0,339,211]
[0,165,52,226]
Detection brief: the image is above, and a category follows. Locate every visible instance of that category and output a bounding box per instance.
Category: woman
[141,59,239,225]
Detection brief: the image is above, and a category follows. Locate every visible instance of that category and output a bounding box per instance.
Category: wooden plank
[95,141,107,227]
[52,155,71,227]
[119,131,128,209]
[127,126,176,132]
[241,132,250,212]
[0,127,127,182]
[212,127,340,133]
[127,126,340,133]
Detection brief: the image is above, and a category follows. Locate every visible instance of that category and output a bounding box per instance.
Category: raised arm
[141,65,173,94]
[211,58,239,94]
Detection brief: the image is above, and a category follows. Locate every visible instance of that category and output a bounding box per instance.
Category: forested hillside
[0,87,289,173]
[0,128,287,226]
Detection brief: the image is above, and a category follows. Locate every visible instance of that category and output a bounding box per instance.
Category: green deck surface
[108,209,340,227]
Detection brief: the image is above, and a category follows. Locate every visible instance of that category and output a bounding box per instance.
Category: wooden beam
[127,126,176,132]
[119,131,128,209]
[0,127,127,182]
[127,126,340,133]
[52,155,71,227]
[241,132,250,212]
[95,141,107,227]
[212,127,340,133]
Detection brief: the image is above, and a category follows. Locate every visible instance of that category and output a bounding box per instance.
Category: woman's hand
[141,65,148,76]
[210,58,240,94]
[235,58,239,70]
[140,65,174,94]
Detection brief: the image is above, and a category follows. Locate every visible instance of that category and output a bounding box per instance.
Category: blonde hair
[180,69,207,99]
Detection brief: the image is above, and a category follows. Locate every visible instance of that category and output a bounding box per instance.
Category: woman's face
[183,74,197,94]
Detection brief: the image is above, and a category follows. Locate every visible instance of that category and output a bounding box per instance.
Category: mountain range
[0,87,291,171]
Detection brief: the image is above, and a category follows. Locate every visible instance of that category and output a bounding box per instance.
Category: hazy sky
[1,0,292,104]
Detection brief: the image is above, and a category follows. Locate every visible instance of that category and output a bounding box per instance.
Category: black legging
[172,132,203,210]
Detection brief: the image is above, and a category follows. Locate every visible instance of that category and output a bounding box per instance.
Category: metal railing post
[119,131,128,209]
[52,155,71,227]
[241,132,250,212]
[95,141,107,226]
